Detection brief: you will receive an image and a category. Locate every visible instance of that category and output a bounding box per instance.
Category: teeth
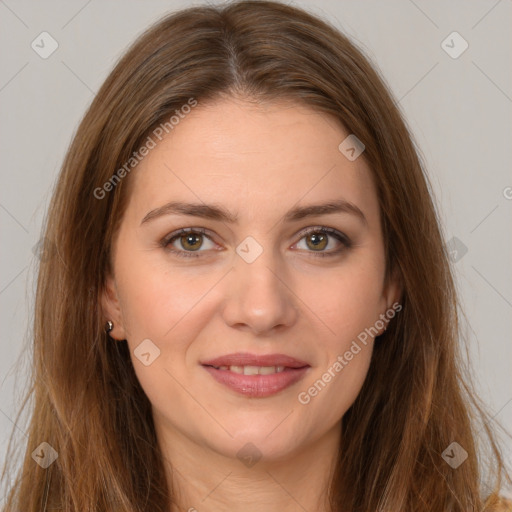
[258,366,277,375]
[243,365,260,375]
[212,365,286,375]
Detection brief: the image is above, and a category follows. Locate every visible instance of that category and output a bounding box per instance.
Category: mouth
[201,353,311,398]
[205,364,288,374]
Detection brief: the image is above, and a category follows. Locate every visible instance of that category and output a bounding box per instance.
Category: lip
[201,352,310,368]
[202,366,310,398]
[201,352,311,398]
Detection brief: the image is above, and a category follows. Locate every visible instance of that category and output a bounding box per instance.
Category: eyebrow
[140,199,367,226]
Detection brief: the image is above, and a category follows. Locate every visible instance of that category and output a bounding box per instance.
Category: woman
[2,1,510,510]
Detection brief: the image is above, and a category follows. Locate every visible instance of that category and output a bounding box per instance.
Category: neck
[156,419,341,512]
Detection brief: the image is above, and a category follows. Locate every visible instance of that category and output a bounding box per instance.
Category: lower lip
[202,365,310,398]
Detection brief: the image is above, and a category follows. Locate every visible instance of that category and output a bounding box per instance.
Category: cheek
[299,346,373,431]
[114,257,227,404]
[297,272,379,422]
[297,256,383,402]
[306,258,386,340]
[114,261,212,407]
[116,255,216,340]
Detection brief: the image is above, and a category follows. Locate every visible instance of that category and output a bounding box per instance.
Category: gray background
[1,0,511,499]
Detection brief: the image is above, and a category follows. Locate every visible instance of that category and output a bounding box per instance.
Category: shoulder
[484,495,512,511]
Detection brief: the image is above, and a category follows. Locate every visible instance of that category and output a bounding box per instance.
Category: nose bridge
[222,235,298,333]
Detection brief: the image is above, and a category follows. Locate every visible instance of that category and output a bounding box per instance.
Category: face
[102,96,401,464]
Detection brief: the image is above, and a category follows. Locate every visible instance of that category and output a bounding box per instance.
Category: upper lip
[201,352,310,368]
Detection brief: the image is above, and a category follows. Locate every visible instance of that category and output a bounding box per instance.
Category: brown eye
[162,228,216,258]
[305,232,328,251]
[179,232,203,251]
[294,227,351,257]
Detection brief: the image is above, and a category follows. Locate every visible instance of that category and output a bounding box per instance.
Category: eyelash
[160,226,351,259]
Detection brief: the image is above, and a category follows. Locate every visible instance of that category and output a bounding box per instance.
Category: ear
[100,273,127,341]
[377,264,404,336]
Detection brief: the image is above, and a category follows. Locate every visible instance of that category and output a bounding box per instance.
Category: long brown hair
[2,1,510,510]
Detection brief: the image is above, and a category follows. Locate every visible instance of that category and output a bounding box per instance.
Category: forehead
[124,97,379,226]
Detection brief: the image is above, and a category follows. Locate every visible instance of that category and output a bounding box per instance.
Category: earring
[104,320,114,334]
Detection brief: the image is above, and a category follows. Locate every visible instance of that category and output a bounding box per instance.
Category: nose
[221,245,299,335]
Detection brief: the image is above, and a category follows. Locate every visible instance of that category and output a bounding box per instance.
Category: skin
[101,96,402,512]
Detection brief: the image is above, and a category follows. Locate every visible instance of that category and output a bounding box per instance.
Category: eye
[161,228,217,258]
[292,226,351,257]
[161,226,351,259]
